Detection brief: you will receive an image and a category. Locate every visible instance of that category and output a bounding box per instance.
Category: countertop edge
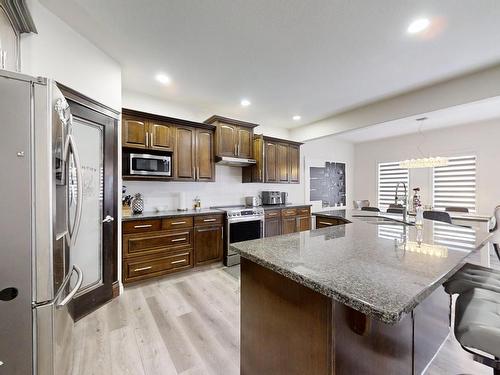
[122,209,224,221]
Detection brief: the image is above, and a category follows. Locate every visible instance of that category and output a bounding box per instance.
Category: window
[432,155,476,212]
[377,162,409,211]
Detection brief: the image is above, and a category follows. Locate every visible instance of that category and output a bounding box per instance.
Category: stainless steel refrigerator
[0,69,84,374]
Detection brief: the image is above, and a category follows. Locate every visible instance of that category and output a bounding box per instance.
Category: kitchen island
[230,210,491,375]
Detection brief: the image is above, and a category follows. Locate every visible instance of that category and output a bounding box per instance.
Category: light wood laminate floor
[73,263,493,375]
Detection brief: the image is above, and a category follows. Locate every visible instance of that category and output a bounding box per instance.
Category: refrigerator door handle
[63,132,83,249]
[56,265,83,308]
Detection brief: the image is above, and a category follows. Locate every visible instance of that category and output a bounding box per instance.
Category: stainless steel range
[216,206,265,266]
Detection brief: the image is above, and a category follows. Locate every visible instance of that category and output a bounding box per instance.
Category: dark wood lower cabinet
[281,216,297,235]
[297,215,311,231]
[123,214,223,284]
[315,216,348,228]
[194,225,223,265]
[265,217,281,237]
[264,207,312,237]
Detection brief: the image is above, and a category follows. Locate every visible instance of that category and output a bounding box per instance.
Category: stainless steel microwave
[129,153,172,177]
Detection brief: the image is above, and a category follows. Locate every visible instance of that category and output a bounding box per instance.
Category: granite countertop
[231,209,491,324]
[122,208,224,221]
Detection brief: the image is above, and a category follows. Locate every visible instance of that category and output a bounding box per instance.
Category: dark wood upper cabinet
[289,144,300,183]
[265,141,278,183]
[122,115,147,149]
[149,121,173,151]
[244,135,302,184]
[122,109,216,182]
[277,143,289,182]
[195,129,215,181]
[204,115,258,159]
[175,126,196,181]
[237,127,252,158]
[194,225,223,265]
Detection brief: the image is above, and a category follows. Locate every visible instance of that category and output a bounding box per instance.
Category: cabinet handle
[171,237,187,242]
[171,259,186,264]
[145,132,149,147]
[134,224,152,228]
[134,266,152,272]
[319,221,333,226]
[234,144,237,155]
[171,221,186,225]
[197,166,200,179]
[268,213,278,217]
[203,218,217,222]
[150,133,153,147]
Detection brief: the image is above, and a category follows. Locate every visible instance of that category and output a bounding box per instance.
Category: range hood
[215,156,257,167]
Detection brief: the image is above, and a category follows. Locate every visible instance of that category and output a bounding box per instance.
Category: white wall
[123,89,290,139]
[353,118,500,214]
[21,0,122,111]
[290,64,500,143]
[124,135,354,212]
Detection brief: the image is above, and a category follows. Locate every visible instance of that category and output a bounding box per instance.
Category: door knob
[102,215,115,223]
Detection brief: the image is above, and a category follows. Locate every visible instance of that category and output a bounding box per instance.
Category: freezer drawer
[34,301,75,375]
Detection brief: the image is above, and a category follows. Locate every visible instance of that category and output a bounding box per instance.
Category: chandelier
[399,157,448,169]
[399,117,449,169]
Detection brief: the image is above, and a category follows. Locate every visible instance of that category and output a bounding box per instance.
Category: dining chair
[353,200,370,209]
[361,206,380,212]
[423,210,452,224]
[445,207,469,213]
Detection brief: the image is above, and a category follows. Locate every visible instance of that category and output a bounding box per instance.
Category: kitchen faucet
[395,182,408,223]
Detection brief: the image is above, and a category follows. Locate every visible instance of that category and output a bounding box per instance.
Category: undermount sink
[352,214,415,226]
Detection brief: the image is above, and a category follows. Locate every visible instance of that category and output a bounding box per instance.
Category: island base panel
[241,258,332,375]
[240,258,450,375]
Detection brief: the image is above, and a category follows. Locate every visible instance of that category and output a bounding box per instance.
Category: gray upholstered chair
[454,288,500,374]
[423,210,452,224]
[361,206,380,212]
[353,200,370,209]
[444,264,500,295]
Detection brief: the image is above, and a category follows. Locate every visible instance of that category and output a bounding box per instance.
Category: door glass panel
[70,117,103,294]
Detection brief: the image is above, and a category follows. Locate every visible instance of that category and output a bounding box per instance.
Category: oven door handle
[228,217,265,224]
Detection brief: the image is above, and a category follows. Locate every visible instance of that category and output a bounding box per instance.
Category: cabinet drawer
[123,219,162,234]
[282,208,297,217]
[162,216,193,230]
[316,217,346,228]
[124,251,193,283]
[123,229,193,258]
[265,210,281,219]
[194,214,223,226]
[297,207,311,216]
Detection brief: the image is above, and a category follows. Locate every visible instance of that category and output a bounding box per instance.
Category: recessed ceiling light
[241,99,251,107]
[407,18,430,34]
[156,73,171,85]
[292,115,301,121]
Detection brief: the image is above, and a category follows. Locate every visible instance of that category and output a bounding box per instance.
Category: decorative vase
[131,193,144,214]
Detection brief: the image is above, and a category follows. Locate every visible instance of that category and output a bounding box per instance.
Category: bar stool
[353,200,370,209]
[444,263,500,295]
[454,288,500,374]
[423,210,452,224]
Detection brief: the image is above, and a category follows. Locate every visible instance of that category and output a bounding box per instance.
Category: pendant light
[399,117,449,169]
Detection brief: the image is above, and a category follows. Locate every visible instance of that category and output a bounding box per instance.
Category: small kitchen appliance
[245,196,260,207]
[280,192,288,205]
[261,191,282,205]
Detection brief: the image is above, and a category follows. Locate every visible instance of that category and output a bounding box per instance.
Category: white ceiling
[336,96,500,143]
[41,0,500,128]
